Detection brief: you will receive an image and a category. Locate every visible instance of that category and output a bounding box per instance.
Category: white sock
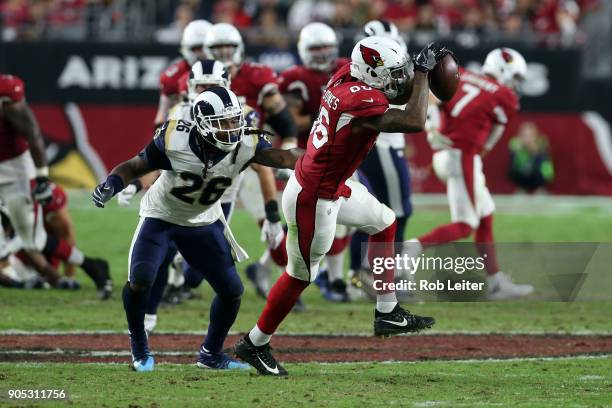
[325,253,345,282]
[376,293,398,313]
[248,325,272,347]
[68,248,84,265]
[144,314,157,333]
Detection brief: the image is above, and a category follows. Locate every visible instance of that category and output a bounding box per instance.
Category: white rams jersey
[376,104,405,149]
[139,107,271,226]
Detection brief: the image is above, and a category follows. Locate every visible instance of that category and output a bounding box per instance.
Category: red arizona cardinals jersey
[230,62,279,120]
[279,58,350,148]
[441,67,519,154]
[159,58,191,97]
[177,71,189,96]
[295,64,389,200]
[0,74,29,162]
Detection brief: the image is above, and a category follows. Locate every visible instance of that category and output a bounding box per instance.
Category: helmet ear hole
[370,71,378,78]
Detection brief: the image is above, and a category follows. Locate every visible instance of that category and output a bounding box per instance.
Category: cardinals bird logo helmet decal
[360,44,384,69]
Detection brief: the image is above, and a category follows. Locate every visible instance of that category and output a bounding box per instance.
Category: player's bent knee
[129,262,157,288]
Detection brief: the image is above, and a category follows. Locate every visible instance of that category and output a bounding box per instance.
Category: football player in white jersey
[116,60,283,335]
[92,87,300,372]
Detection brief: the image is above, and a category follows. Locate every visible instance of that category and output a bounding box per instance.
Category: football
[429,54,460,101]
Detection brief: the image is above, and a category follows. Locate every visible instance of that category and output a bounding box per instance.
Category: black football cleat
[82,258,112,300]
[373,304,435,338]
[234,336,288,376]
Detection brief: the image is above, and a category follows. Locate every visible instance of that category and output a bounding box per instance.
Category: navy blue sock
[202,295,241,353]
[350,230,369,271]
[122,282,150,359]
[146,261,170,315]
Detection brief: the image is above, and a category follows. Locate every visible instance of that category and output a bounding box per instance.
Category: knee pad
[129,262,157,288]
[219,277,244,300]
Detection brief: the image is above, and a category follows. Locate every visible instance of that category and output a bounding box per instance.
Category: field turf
[0,192,611,407]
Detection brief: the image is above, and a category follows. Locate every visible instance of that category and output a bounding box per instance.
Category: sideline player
[92,87,301,372]
[234,38,451,376]
[405,48,534,300]
[1,73,64,287]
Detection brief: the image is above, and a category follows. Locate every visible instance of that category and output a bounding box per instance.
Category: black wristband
[265,200,281,223]
[131,179,143,193]
[267,106,297,140]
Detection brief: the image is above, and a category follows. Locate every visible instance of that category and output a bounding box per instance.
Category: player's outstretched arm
[355,43,452,134]
[92,155,159,208]
[252,148,304,170]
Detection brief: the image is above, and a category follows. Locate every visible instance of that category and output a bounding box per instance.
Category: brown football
[429,54,460,101]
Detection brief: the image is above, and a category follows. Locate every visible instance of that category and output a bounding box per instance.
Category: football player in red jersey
[204,23,298,147]
[204,22,298,304]
[154,20,211,127]
[234,38,452,376]
[0,73,61,286]
[278,22,352,302]
[406,48,534,300]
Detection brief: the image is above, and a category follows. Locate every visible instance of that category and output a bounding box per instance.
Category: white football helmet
[482,48,527,90]
[188,59,230,103]
[192,87,245,152]
[204,23,244,67]
[180,20,212,64]
[297,22,339,72]
[363,20,407,54]
[350,36,412,99]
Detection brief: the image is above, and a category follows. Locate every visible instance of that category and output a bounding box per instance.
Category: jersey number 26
[170,173,232,206]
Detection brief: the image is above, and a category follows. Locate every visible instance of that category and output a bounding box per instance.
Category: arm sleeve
[138,124,172,170]
[255,134,273,154]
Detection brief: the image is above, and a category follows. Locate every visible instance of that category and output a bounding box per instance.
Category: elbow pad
[267,106,297,140]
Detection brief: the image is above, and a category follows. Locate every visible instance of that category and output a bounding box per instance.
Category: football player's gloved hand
[117,180,143,208]
[33,177,53,204]
[261,220,284,249]
[261,200,284,249]
[413,42,452,73]
[92,174,124,208]
[427,130,453,151]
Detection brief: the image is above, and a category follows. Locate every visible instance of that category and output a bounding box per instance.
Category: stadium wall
[1,42,611,194]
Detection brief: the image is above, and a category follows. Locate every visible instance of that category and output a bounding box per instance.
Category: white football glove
[427,130,453,151]
[117,183,138,207]
[260,220,284,249]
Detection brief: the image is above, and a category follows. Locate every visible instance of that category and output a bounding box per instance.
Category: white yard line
[1,329,611,336]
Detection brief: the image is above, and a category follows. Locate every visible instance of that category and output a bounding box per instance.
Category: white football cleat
[487,272,534,300]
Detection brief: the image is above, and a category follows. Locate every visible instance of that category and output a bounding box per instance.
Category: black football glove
[33,177,53,204]
[92,175,124,208]
[413,42,453,73]
[92,182,114,208]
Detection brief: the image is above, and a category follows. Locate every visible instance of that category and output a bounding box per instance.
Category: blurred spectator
[213,0,252,28]
[155,1,195,44]
[508,122,555,193]
[383,0,418,31]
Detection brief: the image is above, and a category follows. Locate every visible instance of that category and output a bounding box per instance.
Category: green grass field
[1,192,611,407]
